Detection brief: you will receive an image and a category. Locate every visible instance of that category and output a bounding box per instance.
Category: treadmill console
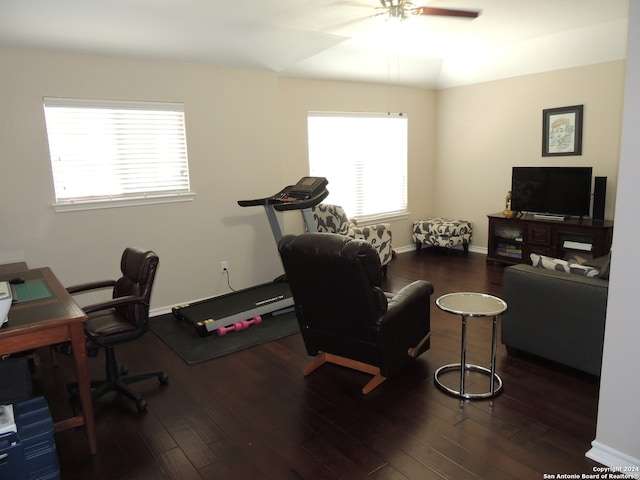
[236,176,329,244]
[287,177,328,200]
[237,177,329,209]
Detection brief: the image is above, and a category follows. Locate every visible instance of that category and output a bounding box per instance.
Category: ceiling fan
[377,0,480,21]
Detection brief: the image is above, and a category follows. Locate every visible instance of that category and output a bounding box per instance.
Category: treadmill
[172,177,328,337]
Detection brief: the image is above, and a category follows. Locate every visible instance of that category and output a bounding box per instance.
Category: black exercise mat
[149,311,299,364]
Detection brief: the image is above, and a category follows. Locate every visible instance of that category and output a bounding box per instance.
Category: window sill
[53,192,196,212]
[354,211,411,225]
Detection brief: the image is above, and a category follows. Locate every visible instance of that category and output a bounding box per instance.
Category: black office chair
[66,247,167,412]
[278,233,434,394]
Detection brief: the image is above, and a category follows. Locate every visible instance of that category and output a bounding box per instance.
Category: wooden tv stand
[486,213,613,265]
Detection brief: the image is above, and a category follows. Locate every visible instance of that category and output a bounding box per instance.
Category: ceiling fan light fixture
[379,0,416,21]
[377,0,480,21]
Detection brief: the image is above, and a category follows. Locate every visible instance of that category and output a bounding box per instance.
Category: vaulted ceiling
[0,0,629,89]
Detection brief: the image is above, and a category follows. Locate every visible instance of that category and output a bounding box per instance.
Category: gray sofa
[501,256,610,377]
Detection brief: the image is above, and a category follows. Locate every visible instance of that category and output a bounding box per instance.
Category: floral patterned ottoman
[412,218,472,252]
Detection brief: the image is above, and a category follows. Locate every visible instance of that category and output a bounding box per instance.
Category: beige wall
[1,47,286,311]
[0,47,437,312]
[277,77,437,245]
[589,2,640,467]
[0,46,626,313]
[436,61,625,250]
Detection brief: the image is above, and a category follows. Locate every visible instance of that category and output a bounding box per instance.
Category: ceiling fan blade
[416,7,480,18]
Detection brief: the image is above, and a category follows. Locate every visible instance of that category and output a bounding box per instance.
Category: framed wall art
[542,104,583,156]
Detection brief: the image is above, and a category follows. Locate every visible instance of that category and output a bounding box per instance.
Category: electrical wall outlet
[220,261,228,272]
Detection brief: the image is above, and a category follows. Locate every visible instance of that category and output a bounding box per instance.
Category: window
[307,112,407,222]
[43,97,192,211]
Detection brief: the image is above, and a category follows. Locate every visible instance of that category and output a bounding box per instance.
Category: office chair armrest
[66,279,116,295]
[82,295,146,314]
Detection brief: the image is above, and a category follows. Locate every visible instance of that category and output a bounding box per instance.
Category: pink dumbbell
[217,316,262,336]
[239,315,262,329]
[217,322,245,336]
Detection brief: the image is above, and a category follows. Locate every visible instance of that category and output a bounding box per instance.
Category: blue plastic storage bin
[0,396,60,480]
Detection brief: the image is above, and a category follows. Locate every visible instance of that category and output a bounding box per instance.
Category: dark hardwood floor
[33,248,602,479]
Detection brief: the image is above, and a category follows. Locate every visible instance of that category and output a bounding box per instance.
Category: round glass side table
[434,292,507,400]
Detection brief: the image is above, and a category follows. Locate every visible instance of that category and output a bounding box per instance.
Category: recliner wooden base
[303,352,387,394]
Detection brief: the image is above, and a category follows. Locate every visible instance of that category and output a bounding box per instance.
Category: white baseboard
[394,244,416,254]
[151,244,490,317]
[586,440,640,478]
[151,292,226,317]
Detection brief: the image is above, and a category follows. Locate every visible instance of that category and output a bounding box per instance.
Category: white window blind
[43,97,191,210]
[307,112,407,221]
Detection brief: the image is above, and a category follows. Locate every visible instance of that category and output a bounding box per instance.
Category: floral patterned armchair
[311,203,393,270]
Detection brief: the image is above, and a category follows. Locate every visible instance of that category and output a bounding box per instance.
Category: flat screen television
[511,166,593,218]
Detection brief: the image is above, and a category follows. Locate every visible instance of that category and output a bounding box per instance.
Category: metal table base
[434,293,506,400]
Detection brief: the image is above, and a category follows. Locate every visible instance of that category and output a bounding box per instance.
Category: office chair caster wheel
[159,373,169,385]
[120,365,129,376]
[135,399,148,412]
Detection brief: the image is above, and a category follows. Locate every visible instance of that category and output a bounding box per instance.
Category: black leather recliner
[278,233,434,394]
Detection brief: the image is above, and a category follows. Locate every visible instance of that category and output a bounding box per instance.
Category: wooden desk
[0,265,97,455]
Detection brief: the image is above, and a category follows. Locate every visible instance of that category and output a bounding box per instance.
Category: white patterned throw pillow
[530,253,600,278]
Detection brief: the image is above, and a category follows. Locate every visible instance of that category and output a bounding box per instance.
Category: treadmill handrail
[275,188,328,211]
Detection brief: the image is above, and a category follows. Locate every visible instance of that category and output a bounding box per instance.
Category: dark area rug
[149,311,299,364]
